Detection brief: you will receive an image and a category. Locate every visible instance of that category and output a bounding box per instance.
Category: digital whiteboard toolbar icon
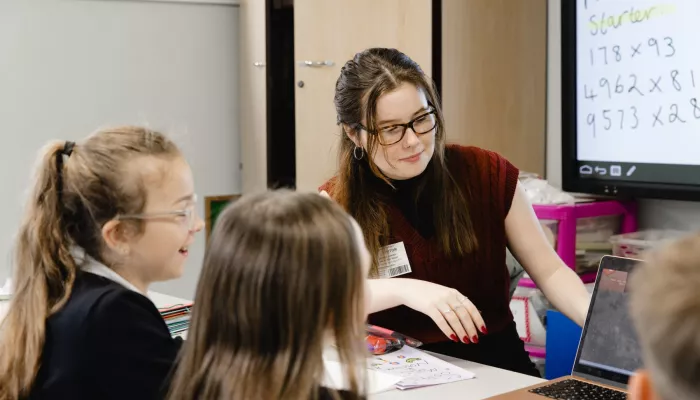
[580,165,593,175]
[626,166,637,176]
[610,165,622,177]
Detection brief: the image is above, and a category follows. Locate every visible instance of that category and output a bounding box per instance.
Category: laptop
[488,255,643,399]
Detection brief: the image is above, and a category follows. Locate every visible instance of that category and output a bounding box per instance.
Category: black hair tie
[62,141,75,157]
[56,141,75,198]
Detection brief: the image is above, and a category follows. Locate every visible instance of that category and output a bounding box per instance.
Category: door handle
[298,60,335,67]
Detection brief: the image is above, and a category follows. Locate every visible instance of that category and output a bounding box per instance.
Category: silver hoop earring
[353,146,364,160]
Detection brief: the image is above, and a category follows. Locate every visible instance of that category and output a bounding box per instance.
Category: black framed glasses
[355,109,437,146]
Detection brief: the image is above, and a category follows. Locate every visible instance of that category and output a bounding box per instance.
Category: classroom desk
[371,352,544,399]
[0,296,545,399]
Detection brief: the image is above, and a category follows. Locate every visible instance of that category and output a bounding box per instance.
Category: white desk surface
[371,352,544,399]
[148,291,192,309]
[0,295,545,399]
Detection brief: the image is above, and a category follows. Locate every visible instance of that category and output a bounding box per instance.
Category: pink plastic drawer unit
[518,200,638,288]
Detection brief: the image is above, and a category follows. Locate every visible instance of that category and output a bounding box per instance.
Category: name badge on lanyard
[377,242,412,279]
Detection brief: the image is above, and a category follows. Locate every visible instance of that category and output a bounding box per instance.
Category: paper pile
[368,346,475,390]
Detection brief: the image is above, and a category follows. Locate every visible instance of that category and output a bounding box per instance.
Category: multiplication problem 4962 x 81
[583,69,695,101]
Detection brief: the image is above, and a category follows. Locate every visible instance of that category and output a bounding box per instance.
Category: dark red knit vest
[321,144,519,344]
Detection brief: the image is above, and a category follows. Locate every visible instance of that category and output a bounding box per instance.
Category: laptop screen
[573,256,643,386]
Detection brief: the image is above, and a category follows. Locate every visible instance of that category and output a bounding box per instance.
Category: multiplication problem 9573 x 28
[584,99,700,138]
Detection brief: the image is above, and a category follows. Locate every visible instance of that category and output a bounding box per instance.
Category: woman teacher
[319,48,589,377]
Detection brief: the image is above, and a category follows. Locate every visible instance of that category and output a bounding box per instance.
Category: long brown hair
[168,190,367,400]
[0,127,181,399]
[332,47,477,274]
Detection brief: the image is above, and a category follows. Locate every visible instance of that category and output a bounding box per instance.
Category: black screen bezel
[572,255,641,386]
[560,0,700,202]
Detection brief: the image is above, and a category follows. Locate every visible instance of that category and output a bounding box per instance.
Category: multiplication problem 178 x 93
[589,37,675,66]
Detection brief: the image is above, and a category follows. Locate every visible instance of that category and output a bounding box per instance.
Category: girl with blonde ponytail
[0,127,203,399]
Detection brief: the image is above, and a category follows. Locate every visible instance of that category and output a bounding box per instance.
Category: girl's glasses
[117,195,199,230]
[355,109,437,146]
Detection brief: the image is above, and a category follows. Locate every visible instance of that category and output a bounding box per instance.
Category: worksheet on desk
[369,346,476,390]
[322,360,402,394]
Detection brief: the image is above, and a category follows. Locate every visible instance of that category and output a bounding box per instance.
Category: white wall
[0,0,241,299]
[546,0,700,231]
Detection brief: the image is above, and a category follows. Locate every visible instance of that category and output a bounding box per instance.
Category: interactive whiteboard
[562,0,700,200]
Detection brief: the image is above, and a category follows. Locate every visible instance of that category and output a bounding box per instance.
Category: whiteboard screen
[563,0,700,199]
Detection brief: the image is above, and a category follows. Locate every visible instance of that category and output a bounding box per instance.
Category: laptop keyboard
[529,379,627,399]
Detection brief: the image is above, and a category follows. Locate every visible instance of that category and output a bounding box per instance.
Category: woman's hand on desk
[398,279,486,344]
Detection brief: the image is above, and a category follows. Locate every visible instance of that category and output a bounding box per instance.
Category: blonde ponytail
[0,141,78,398]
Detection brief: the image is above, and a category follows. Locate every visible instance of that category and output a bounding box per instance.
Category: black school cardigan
[28,271,182,400]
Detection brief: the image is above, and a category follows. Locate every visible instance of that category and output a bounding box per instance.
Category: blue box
[545,310,582,380]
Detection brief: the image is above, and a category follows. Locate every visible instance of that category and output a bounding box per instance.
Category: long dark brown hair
[332,47,477,274]
[0,127,181,399]
[168,190,367,400]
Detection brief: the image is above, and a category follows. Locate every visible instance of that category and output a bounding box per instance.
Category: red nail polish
[481,326,488,335]
[472,335,479,344]
[450,334,458,342]
[462,336,470,344]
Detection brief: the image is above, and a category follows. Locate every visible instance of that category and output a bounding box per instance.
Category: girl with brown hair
[168,190,369,400]
[320,48,590,377]
[0,127,203,399]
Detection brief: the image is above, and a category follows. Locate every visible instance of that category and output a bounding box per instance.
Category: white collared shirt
[71,247,143,295]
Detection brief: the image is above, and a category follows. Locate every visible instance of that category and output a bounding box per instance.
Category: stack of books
[159,302,193,339]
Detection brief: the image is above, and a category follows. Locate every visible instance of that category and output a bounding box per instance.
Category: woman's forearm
[537,266,591,326]
[367,278,406,313]
[505,183,591,327]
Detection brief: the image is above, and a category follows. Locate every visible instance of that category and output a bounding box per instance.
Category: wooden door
[294,0,432,192]
[239,0,268,193]
[441,0,547,176]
